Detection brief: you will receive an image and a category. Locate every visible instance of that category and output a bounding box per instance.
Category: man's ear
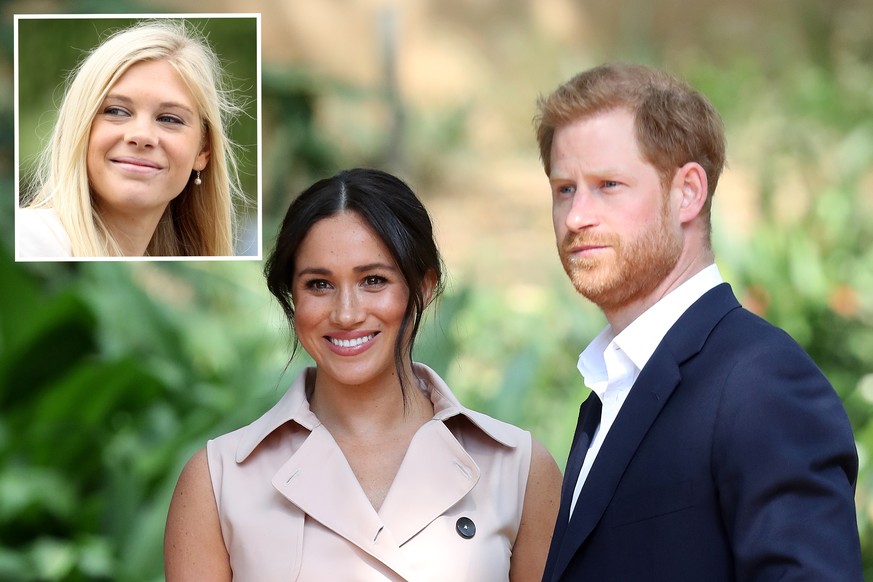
[674,162,709,224]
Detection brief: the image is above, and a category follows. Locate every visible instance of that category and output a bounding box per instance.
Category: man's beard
[559,201,682,312]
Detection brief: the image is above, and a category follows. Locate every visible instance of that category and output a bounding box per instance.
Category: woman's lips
[325,332,378,355]
[111,156,163,173]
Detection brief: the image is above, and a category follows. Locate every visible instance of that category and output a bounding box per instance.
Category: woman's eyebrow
[295,263,397,277]
[103,93,195,115]
[353,262,397,273]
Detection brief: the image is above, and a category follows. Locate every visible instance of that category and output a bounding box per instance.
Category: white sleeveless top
[206,363,532,581]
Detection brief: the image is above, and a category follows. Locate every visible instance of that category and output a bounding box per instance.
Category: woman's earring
[194,170,202,186]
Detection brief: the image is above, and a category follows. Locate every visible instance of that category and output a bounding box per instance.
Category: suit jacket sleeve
[712,334,861,580]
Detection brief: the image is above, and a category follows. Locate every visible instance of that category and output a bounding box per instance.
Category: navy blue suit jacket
[543,283,862,581]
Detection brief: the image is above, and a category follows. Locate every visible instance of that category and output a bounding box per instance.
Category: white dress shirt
[568,264,723,517]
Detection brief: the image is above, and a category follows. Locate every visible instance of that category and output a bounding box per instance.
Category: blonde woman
[17,19,245,258]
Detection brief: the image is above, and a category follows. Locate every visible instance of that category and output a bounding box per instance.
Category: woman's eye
[158,114,184,125]
[103,106,129,117]
[304,279,331,291]
[363,275,387,287]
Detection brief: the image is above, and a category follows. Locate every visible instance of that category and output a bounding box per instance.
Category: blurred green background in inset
[2,0,872,580]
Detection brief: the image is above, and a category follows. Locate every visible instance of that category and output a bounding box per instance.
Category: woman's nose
[329,288,365,327]
[125,117,157,148]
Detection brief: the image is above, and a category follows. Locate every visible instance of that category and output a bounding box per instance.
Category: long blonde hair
[26,19,245,256]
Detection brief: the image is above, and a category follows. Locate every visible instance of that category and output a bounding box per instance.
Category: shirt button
[456,517,476,539]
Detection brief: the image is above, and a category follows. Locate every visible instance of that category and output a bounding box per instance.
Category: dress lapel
[271,425,416,579]
[378,419,480,545]
[271,418,482,578]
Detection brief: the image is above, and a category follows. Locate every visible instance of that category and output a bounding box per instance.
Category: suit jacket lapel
[549,355,681,579]
[548,283,741,581]
[548,393,601,565]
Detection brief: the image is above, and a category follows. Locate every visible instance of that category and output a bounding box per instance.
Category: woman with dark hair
[164,168,562,581]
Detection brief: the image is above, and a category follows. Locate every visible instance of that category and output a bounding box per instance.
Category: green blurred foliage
[0,253,300,581]
[2,1,873,581]
[701,59,873,570]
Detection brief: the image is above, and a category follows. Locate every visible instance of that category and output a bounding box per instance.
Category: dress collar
[235,363,519,463]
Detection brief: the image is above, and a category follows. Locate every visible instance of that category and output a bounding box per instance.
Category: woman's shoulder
[16,207,73,259]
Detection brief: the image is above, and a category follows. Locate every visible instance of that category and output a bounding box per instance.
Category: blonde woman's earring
[194,170,202,185]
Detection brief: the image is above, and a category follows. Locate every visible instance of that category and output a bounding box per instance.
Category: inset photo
[15,14,261,261]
